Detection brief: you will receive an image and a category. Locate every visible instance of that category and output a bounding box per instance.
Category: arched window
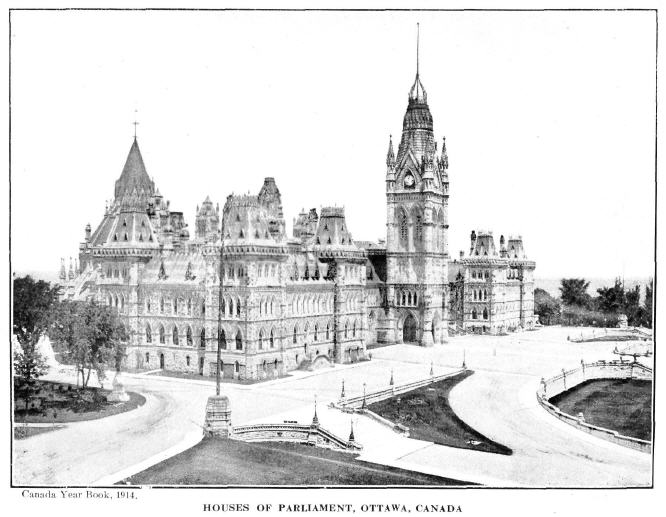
[473,290,477,301]
[146,299,151,313]
[235,361,240,373]
[186,326,193,346]
[326,322,331,340]
[293,325,298,344]
[258,298,263,316]
[269,329,275,348]
[229,298,234,317]
[172,326,179,345]
[221,298,226,315]
[414,293,418,306]
[236,298,241,317]
[270,298,274,315]
[399,209,408,243]
[159,325,165,344]
[145,324,152,343]
[314,324,319,341]
[174,299,178,314]
[202,302,206,316]
[120,295,125,311]
[220,329,227,350]
[114,295,119,308]
[353,320,357,337]
[407,292,412,305]
[258,329,264,350]
[187,299,192,315]
[483,289,487,301]
[145,352,150,363]
[472,309,478,320]
[235,331,243,350]
[186,356,191,367]
[344,321,349,338]
[483,308,488,319]
[200,328,206,348]
[160,298,165,313]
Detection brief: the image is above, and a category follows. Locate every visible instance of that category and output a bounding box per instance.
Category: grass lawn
[122,437,474,486]
[147,370,290,385]
[369,370,512,455]
[14,380,146,424]
[549,378,652,441]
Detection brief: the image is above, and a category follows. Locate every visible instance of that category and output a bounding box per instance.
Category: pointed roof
[386,135,395,167]
[114,138,155,202]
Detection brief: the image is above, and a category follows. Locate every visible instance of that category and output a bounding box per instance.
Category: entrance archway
[403,314,418,343]
[159,353,165,369]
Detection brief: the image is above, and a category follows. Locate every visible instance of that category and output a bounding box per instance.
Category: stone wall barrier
[538,360,652,454]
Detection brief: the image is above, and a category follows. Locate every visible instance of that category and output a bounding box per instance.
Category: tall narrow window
[172,326,179,345]
[414,213,423,244]
[145,325,152,343]
[258,330,264,350]
[270,329,274,348]
[200,328,206,348]
[235,331,243,350]
[399,209,408,243]
[159,325,165,344]
[186,326,193,346]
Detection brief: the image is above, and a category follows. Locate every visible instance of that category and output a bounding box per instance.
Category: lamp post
[216,213,226,396]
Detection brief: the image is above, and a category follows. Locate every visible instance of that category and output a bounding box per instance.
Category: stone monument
[204,395,232,437]
[107,372,130,402]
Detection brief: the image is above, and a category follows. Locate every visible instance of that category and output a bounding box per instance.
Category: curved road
[13,327,653,487]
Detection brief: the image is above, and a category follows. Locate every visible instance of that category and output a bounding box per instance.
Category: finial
[133,109,139,140]
[312,395,319,426]
[348,418,355,442]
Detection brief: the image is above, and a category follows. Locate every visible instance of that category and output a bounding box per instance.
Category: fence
[338,368,466,409]
[538,360,652,453]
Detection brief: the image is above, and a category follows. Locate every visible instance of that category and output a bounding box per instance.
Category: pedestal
[204,395,232,437]
[106,373,130,402]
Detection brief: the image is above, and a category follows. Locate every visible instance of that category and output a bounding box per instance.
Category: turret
[59,258,66,281]
[85,223,91,242]
[469,230,477,255]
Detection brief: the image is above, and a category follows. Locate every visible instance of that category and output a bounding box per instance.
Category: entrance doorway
[159,353,165,369]
[403,314,418,343]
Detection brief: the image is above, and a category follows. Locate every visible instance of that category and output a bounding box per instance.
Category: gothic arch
[397,206,409,247]
[411,206,424,249]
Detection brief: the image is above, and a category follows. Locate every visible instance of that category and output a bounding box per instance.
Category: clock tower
[384,29,450,346]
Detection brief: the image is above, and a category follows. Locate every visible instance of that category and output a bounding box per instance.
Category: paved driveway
[12,327,653,487]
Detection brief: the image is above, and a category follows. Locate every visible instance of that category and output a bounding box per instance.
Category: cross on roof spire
[133,109,139,140]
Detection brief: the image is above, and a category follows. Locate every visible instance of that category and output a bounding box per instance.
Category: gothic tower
[384,28,449,346]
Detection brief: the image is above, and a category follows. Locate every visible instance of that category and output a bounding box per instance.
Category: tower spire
[416,22,420,77]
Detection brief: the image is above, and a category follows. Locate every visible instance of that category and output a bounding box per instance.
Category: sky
[9,10,656,279]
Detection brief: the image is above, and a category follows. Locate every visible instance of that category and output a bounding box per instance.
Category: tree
[559,278,591,308]
[644,279,653,328]
[13,348,49,410]
[13,275,61,349]
[13,276,61,409]
[534,288,560,325]
[597,278,626,314]
[49,301,127,389]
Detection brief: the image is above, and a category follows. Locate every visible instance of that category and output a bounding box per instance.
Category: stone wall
[538,360,652,453]
[231,422,360,452]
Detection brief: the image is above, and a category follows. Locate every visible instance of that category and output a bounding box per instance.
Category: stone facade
[61,55,536,379]
[448,231,536,334]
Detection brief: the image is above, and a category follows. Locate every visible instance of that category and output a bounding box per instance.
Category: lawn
[549,378,652,441]
[122,438,474,486]
[13,379,146,424]
[13,425,64,440]
[368,370,512,455]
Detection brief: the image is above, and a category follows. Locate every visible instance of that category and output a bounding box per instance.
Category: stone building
[448,231,536,334]
[61,48,536,379]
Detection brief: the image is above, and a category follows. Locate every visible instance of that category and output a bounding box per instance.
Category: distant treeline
[535,278,653,328]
